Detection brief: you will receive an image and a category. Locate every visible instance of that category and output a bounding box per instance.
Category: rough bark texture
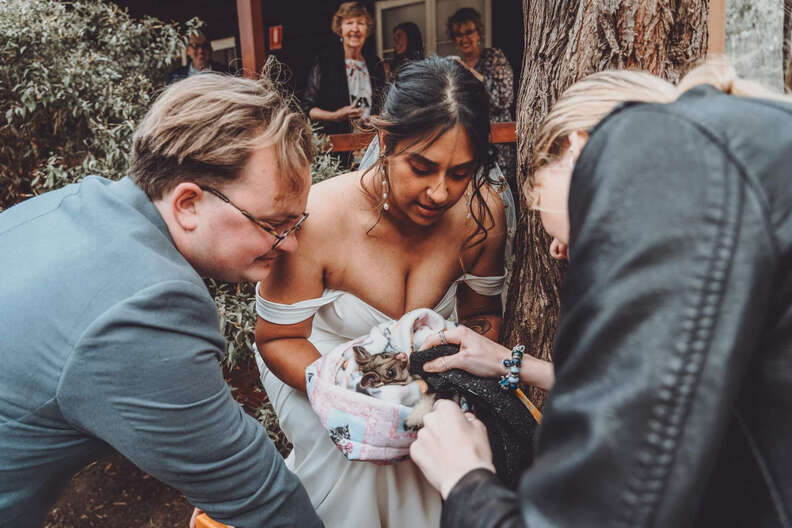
[503,0,708,406]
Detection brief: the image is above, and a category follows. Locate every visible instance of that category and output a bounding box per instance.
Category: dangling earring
[380,154,390,211]
[569,150,576,169]
[465,187,472,219]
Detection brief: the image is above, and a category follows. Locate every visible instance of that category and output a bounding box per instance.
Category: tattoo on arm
[464,317,492,335]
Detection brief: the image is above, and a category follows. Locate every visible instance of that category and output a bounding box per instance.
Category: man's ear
[170,182,203,232]
[549,238,569,260]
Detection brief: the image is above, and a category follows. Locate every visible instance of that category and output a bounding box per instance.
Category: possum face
[353,346,412,387]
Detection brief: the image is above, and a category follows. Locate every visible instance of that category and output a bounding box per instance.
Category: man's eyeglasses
[199,185,308,250]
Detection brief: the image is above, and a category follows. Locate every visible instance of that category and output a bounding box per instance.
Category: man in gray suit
[0,73,321,527]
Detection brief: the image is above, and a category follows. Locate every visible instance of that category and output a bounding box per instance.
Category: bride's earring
[380,155,390,211]
[569,150,576,169]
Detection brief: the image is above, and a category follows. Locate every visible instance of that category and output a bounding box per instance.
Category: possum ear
[360,372,379,388]
[353,345,371,363]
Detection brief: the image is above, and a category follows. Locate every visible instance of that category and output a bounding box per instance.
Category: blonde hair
[332,2,374,37]
[131,73,312,199]
[530,61,791,192]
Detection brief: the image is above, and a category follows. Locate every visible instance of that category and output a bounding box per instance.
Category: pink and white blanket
[305,308,454,462]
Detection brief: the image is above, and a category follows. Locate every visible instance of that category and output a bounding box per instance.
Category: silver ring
[439,330,448,345]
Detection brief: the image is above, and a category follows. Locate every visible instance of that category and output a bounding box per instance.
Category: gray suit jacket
[0,177,321,527]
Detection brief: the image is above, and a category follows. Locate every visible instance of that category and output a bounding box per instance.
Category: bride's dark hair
[363,56,496,247]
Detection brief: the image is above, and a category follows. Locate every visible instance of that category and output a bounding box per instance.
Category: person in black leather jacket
[411,63,792,527]
[302,2,385,137]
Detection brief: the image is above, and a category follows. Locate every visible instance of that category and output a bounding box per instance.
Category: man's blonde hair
[131,73,312,199]
[529,61,791,195]
[332,2,374,37]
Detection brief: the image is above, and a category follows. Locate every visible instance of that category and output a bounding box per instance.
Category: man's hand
[410,399,495,499]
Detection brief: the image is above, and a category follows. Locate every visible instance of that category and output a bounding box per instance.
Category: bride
[255,57,514,527]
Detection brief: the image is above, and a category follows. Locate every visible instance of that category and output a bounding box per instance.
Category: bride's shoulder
[308,171,372,217]
[305,170,366,230]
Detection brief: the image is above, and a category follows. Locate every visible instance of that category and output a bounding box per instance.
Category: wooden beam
[327,122,517,153]
[327,132,375,154]
[236,0,266,78]
[707,0,726,57]
[490,122,516,144]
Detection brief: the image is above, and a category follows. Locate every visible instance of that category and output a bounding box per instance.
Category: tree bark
[503,0,708,406]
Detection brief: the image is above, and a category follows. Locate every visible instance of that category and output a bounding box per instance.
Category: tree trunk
[503,0,709,406]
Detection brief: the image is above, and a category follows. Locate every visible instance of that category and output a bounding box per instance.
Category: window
[375,0,492,61]
[179,36,238,71]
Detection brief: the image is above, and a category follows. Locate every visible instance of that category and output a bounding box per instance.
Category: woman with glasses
[254,57,522,527]
[448,7,516,195]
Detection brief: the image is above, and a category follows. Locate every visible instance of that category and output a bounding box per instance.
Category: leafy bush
[0,0,199,210]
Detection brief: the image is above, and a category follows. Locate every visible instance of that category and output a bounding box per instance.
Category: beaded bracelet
[498,344,525,391]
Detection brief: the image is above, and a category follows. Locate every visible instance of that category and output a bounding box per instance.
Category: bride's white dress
[255,274,505,528]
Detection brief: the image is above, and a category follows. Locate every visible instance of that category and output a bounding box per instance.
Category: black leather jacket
[302,41,385,135]
[443,86,792,527]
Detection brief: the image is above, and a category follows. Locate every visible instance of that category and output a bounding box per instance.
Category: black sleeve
[442,106,778,526]
[302,59,322,115]
[442,469,524,527]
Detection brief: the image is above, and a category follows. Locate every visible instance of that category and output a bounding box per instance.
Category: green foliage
[310,122,344,184]
[0,0,199,209]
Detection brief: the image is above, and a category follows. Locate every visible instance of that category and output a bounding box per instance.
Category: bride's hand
[419,325,555,390]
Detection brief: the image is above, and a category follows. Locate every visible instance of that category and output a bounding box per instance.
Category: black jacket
[302,41,385,135]
[443,86,792,527]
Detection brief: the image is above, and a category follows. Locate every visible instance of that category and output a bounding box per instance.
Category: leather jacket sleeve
[443,102,781,527]
[302,59,321,115]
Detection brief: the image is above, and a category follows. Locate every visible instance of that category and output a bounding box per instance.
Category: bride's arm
[456,184,507,342]
[255,215,326,393]
[255,317,318,393]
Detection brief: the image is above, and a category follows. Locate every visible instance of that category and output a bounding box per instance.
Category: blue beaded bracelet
[499,344,525,391]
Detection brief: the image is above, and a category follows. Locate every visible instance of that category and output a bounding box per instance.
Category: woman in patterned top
[448,7,516,191]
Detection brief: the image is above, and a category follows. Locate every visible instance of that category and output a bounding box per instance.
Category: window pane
[381,3,427,62]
